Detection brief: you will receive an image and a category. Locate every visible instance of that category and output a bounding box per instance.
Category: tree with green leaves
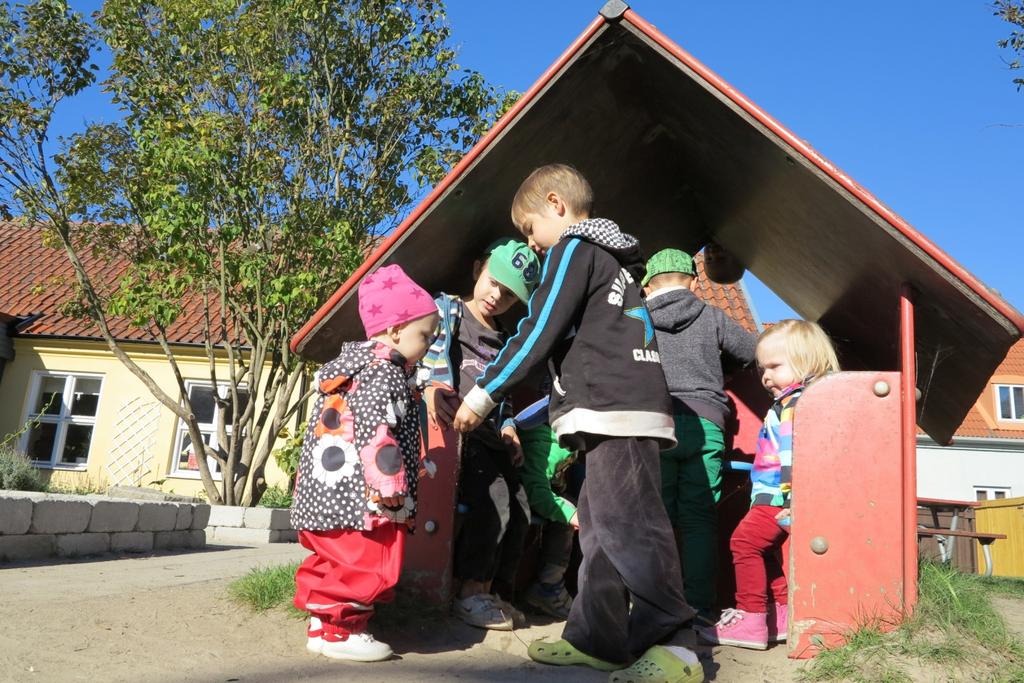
[0,0,515,504]
[995,1,1024,90]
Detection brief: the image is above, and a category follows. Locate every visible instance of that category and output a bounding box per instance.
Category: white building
[917,340,1024,502]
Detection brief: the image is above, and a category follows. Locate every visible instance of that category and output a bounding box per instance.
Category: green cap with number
[485,238,540,304]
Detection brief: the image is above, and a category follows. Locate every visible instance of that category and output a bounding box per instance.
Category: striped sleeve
[777,391,801,508]
[418,294,458,390]
[463,239,588,417]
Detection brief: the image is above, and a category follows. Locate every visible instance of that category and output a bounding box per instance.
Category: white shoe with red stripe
[321,631,393,661]
[306,616,325,654]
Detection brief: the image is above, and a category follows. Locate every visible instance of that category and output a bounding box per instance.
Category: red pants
[293,524,405,635]
[730,505,788,613]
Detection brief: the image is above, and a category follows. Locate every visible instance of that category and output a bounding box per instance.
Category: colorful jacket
[464,219,675,452]
[519,424,577,524]
[750,383,803,508]
[419,293,514,432]
[291,341,428,532]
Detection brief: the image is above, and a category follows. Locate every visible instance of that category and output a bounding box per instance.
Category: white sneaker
[306,616,324,654]
[453,593,514,630]
[321,631,393,662]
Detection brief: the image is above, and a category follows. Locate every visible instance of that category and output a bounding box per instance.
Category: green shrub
[0,445,47,492]
[258,485,293,509]
[271,428,303,488]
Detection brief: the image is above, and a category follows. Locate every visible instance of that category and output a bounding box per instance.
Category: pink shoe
[696,608,768,650]
[769,603,787,643]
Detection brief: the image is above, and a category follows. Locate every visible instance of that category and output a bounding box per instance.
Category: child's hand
[370,488,406,509]
[380,494,406,509]
[453,402,484,433]
[418,457,437,479]
[569,511,579,530]
[501,426,524,467]
[424,384,459,429]
[775,509,791,522]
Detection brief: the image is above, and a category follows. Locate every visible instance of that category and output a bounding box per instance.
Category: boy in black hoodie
[454,165,703,683]
[643,248,757,626]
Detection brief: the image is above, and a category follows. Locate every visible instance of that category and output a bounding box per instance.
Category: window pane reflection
[61,424,93,464]
[27,423,57,461]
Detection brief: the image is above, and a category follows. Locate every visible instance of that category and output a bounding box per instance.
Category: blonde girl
[697,319,839,650]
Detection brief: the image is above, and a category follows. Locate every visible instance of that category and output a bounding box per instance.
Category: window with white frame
[995,384,1024,421]
[974,486,1011,502]
[170,382,249,478]
[22,372,103,468]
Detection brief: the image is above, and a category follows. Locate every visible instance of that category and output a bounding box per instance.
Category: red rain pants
[293,524,405,636]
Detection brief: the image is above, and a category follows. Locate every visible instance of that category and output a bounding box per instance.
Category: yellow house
[0,223,292,498]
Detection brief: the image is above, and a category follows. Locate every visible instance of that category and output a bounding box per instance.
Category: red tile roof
[0,223,215,344]
[2,223,759,351]
[949,339,1024,441]
[692,252,759,333]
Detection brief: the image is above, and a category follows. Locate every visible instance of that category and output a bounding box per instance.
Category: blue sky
[53,1,1024,323]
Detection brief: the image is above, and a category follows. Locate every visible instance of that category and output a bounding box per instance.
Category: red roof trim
[621,9,1024,334]
[289,15,609,353]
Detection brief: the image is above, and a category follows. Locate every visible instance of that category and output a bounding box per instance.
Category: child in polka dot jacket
[291,264,439,663]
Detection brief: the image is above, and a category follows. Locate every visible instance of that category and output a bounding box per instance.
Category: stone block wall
[0,491,209,562]
[207,505,297,544]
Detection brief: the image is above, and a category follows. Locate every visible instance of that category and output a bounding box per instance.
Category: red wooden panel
[788,371,905,658]
[401,420,461,604]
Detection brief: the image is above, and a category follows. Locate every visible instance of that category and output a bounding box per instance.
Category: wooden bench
[918,497,979,566]
[917,527,1007,576]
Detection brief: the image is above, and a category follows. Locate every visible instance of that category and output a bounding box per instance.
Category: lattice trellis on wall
[105,397,162,487]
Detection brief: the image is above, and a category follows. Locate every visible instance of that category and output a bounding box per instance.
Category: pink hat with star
[358,264,437,337]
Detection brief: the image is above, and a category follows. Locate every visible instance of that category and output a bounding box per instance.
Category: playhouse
[290,2,1024,658]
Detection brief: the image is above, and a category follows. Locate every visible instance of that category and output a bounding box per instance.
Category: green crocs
[527,638,621,672]
[608,645,704,683]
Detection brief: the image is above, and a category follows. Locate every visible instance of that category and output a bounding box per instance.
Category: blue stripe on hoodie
[483,239,579,395]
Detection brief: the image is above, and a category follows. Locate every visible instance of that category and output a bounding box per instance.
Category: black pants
[562,437,694,664]
[453,439,530,587]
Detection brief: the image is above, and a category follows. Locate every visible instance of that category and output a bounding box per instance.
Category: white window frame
[169,380,249,480]
[974,486,1012,502]
[20,371,104,470]
[994,384,1024,422]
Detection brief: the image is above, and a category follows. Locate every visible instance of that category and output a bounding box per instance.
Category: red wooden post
[900,285,918,614]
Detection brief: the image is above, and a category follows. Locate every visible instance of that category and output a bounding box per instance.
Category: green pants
[659,413,724,610]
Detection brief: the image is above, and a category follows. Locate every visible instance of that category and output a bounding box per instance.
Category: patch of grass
[801,627,910,683]
[799,561,1024,682]
[976,574,1024,600]
[912,562,1009,645]
[228,562,303,614]
[45,477,107,496]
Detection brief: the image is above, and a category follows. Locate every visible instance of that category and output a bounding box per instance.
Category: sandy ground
[993,595,1024,640]
[0,542,806,683]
